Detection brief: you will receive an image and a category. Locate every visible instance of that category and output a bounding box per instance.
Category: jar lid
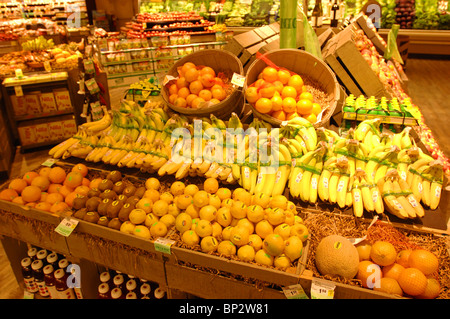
[98,283,109,294]
[31,259,43,270]
[100,271,111,283]
[37,249,48,259]
[126,279,137,291]
[140,283,151,295]
[58,258,69,269]
[54,268,65,279]
[43,264,54,274]
[113,274,124,285]
[126,292,137,299]
[46,252,58,263]
[27,247,37,257]
[21,257,32,267]
[111,288,122,299]
[154,287,166,299]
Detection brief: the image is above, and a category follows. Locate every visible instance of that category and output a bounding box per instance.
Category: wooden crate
[322,27,393,99]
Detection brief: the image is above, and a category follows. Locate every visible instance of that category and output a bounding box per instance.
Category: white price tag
[230,73,245,87]
[154,237,176,255]
[311,279,335,299]
[55,218,79,237]
[282,284,309,299]
[14,85,23,97]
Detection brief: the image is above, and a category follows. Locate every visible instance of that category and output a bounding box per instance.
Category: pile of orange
[245,66,322,124]
[0,164,91,215]
[355,240,441,299]
[166,62,229,109]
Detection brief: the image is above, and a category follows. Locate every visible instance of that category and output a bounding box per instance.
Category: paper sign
[154,237,176,254]
[41,158,57,167]
[310,279,335,299]
[55,218,79,237]
[231,73,245,87]
[282,284,309,299]
[14,86,23,97]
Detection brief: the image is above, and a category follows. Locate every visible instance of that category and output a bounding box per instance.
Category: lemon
[144,189,160,202]
[170,181,185,196]
[120,221,136,234]
[263,233,285,256]
[230,225,250,246]
[236,218,254,234]
[175,194,193,210]
[211,222,222,237]
[160,191,174,204]
[175,212,192,233]
[274,223,291,240]
[159,214,176,228]
[144,213,159,227]
[284,235,304,261]
[230,200,247,219]
[255,220,274,239]
[255,249,274,266]
[167,203,181,217]
[221,226,234,240]
[248,234,263,251]
[286,201,297,213]
[145,177,160,190]
[216,206,232,227]
[133,225,151,239]
[233,189,252,206]
[221,198,234,208]
[200,236,219,253]
[195,219,213,237]
[150,221,168,237]
[199,205,217,222]
[184,184,199,196]
[136,198,153,214]
[193,190,209,208]
[266,207,286,226]
[274,254,291,270]
[204,178,219,194]
[285,211,295,225]
[208,194,221,209]
[129,208,147,225]
[185,204,200,219]
[182,230,200,247]
[247,204,265,223]
[269,194,288,209]
[290,223,309,242]
[216,188,232,201]
[152,200,169,217]
[237,245,255,262]
[252,193,270,208]
[217,240,236,256]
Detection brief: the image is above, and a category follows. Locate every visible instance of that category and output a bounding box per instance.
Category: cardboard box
[39,92,58,113]
[53,89,73,111]
[62,119,77,138]
[24,92,41,114]
[10,95,27,116]
[17,125,37,146]
[35,123,50,143]
[48,121,64,141]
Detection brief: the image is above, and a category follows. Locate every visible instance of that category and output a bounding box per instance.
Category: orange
[373,277,403,296]
[281,86,297,99]
[200,73,215,88]
[382,263,405,281]
[253,78,266,89]
[261,66,278,83]
[417,278,441,299]
[12,196,25,205]
[408,249,439,276]
[72,163,88,177]
[204,178,219,194]
[186,94,198,106]
[48,167,66,184]
[174,97,187,108]
[245,87,260,104]
[299,91,314,102]
[21,185,42,203]
[64,191,79,207]
[357,260,382,288]
[74,185,90,196]
[89,178,102,190]
[209,98,220,105]
[40,192,48,203]
[271,94,283,112]
[286,112,299,121]
[272,81,284,94]
[277,69,291,85]
[31,176,50,192]
[82,178,90,188]
[282,97,297,113]
[189,80,204,95]
[191,97,205,109]
[255,98,272,114]
[169,94,178,104]
[312,103,322,116]
[370,241,397,266]
[23,171,39,185]
[38,167,52,178]
[396,249,412,268]
[211,87,227,101]
[50,202,70,214]
[47,183,62,194]
[184,67,199,83]
[177,87,190,99]
[58,185,74,198]
[35,202,52,212]
[198,89,212,101]
[297,99,313,115]
[176,76,189,89]
[304,113,317,124]
[180,62,196,76]
[168,83,178,95]
[64,171,83,189]
[288,74,304,92]
[0,188,19,202]
[45,192,64,205]
[199,66,216,77]
[398,267,428,296]
[8,178,27,194]
[258,84,276,99]
[271,110,286,121]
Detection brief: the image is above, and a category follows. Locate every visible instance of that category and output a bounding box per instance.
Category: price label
[55,218,79,237]
[282,284,309,299]
[231,73,245,87]
[14,85,23,97]
[41,158,57,167]
[311,279,335,299]
[323,177,329,189]
[154,237,176,255]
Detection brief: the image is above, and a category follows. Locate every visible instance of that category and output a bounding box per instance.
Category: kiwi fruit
[84,211,100,223]
[100,189,117,201]
[72,195,88,210]
[115,194,128,206]
[85,196,102,212]
[118,202,134,222]
[134,186,146,198]
[122,184,137,197]
[87,188,101,198]
[97,216,110,227]
[73,208,87,220]
[108,217,122,230]
[97,198,111,216]
[112,181,126,194]
[125,195,140,206]
[98,179,114,192]
[107,170,122,183]
[107,200,123,219]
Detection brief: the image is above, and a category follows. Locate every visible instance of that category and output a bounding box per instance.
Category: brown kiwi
[97,198,111,216]
[85,197,102,212]
[112,181,126,194]
[107,170,122,183]
[100,189,117,201]
[115,194,128,206]
[87,188,101,198]
[125,195,140,206]
[134,186,146,198]
[98,179,114,192]
[122,184,137,197]
[108,217,122,230]
[118,202,134,222]
[97,216,110,227]
[84,211,100,223]
[107,200,123,219]
[73,208,87,220]
[72,195,88,210]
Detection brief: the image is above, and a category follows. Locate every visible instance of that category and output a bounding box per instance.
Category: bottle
[31,259,50,297]
[21,257,38,294]
[43,264,58,299]
[330,0,340,27]
[27,247,37,260]
[110,287,125,300]
[311,0,323,27]
[36,249,48,266]
[58,258,69,271]
[54,268,76,299]
[46,252,59,268]
[97,283,111,299]
[154,286,167,300]
[140,282,152,299]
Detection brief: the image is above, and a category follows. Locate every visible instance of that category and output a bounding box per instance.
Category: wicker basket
[161,49,244,120]
[244,49,341,128]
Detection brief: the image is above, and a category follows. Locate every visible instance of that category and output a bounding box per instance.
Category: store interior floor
[0,54,449,299]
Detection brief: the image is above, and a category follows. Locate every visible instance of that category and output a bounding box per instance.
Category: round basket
[244,49,340,128]
[161,49,244,120]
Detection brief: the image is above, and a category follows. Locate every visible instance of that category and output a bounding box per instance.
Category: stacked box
[35,123,50,143]
[18,125,37,146]
[53,89,73,111]
[62,119,77,138]
[24,93,41,115]
[48,121,64,141]
[10,95,27,116]
[39,92,58,113]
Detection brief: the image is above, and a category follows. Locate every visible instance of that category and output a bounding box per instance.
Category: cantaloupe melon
[315,235,360,279]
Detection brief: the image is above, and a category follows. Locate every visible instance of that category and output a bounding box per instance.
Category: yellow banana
[392,180,416,218]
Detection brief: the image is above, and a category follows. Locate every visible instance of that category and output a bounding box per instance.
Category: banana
[392,180,416,218]
[398,178,424,217]
[410,165,428,202]
[287,117,317,149]
[289,150,315,198]
[175,162,191,180]
[429,181,442,210]
[351,176,364,217]
[336,173,350,209]
[382,179,409,219]
[318,157,337,202]
[272,146,292,197]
